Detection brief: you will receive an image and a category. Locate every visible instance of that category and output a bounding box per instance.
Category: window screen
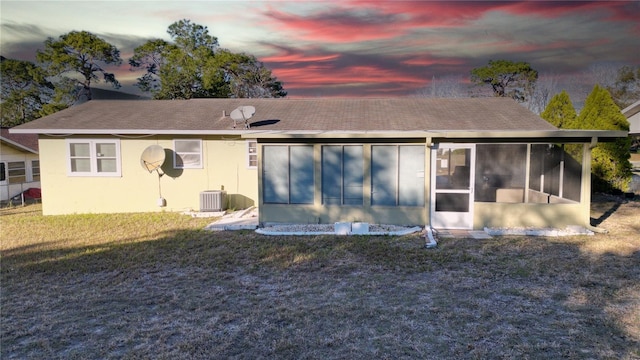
[322,145,363,205]
[371,145,424,206]
[263,145,314,204]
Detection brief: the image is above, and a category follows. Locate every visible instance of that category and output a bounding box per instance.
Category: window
[263,145,314,204]
[322,145,363,205]
[32,160,40,182]
[473,143,582,204]
[529,144,581,202]
[475,144,527,202]
[371,145,425,206]
[174,139,202,169]
[8,162,26,183]
[0,162,5,182]
[247,140,257,168]
[67,139,121,176]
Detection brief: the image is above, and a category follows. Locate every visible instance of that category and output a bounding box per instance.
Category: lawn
[1,197,639,359]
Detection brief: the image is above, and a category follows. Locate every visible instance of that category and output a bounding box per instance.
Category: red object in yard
[23,188,41,199]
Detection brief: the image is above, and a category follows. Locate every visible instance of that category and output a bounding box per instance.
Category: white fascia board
[242,131,430,139]
[9,129,252,136]
[429,130,628,140]
[621,100,640,117]
[243,129,628,141]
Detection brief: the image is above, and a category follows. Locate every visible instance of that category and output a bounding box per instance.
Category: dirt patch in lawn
[1,197,639,359]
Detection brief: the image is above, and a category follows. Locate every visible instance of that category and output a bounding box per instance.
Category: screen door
[430,144,475,229]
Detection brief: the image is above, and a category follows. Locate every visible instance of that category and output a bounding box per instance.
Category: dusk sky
[1,1,639,98]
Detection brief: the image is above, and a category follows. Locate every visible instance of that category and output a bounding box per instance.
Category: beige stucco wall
[38,135,257,215]
[260,204,427,227]
[474,202,585,229]
[0,142,40,201]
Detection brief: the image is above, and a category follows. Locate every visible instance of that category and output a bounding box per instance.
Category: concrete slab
[204,207,258,231]
[469,231,492,239]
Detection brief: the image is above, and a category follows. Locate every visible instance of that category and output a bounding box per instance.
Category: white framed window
[66,139,121,177]
[247,140,257,169]
[32,160,40,182]
[174,139,202,169]
[7,161,26,184]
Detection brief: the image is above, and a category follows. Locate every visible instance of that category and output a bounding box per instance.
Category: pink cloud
[262,7,411,43]
[402,57,465,67]
[264,1,640,45]
[261,50,339,64]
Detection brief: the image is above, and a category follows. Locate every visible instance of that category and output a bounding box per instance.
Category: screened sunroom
[254,129,625,230]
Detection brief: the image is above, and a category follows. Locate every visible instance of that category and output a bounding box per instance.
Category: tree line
[423,59,639,113]
[1,19,286,127]
[1,24,636,192]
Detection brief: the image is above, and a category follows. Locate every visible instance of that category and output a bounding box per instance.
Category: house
[1,128,40,204]
[10,98,626,229]
[622,100,640,136]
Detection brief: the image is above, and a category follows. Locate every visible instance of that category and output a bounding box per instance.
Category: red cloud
[268,61,426,93]
[266,0,640,43]
[262,7,412,43]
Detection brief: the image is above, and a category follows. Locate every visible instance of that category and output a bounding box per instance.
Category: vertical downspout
[424,137,433,228]
[257,141,264,227]
[424,137,437,248]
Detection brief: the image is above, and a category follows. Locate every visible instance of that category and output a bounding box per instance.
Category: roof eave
[0,136,38,154]
[244,129,628,142]
[9,129,251,136]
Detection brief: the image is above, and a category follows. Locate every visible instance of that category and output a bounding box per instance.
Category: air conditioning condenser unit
[200,190,227,212]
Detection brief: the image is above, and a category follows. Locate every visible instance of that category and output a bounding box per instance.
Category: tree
[565,63,639,111]
[130,20,222,99]
[0,57,59,127]
[606,65,640,109]
[577,85,632,192]
[527,74,561,115]
[540,90,577,129]
[470,60,538,102]
[130,19,285,99]
[415,75,469,98]
[208,50,286,98]
[37,30,122,101]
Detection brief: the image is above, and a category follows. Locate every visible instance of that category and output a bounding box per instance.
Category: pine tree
[541,90,582,161]
[577,85,632,192]
[541,90,577,128]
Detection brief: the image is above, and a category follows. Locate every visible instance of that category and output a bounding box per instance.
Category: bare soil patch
[1,197,639,359]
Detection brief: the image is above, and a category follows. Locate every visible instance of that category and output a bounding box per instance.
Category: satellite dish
[140,145,166,173]
[229,105,256,129]
[241,106,255,118]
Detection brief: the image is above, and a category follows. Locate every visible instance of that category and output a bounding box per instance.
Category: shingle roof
[11,97,557,134]
[1,127,38,153]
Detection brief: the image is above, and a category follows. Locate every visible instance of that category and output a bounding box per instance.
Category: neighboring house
[0,128,40,203]
[622,100,640,136]
[11,98,626,229]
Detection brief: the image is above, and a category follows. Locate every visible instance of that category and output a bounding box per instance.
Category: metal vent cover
[200,190,226,212]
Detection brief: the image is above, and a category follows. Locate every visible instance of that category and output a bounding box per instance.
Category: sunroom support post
[424,137,433,227]
[524,144,531,203]
[580,141,593,227]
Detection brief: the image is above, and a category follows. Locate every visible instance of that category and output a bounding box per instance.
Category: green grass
[1,201,639,359]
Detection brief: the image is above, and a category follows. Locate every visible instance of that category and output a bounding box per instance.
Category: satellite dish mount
[140,145,167,207]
